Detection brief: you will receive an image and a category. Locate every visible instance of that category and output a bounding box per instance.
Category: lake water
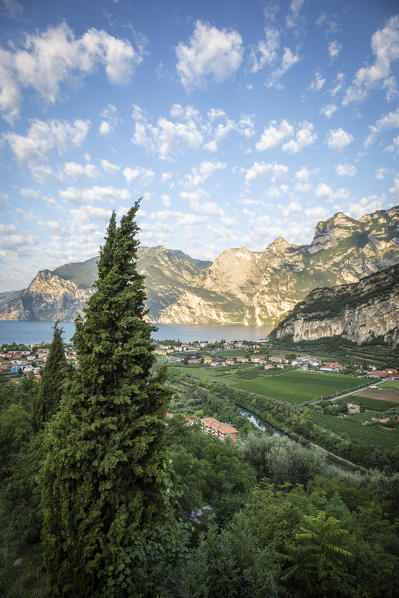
[0,321,272,345]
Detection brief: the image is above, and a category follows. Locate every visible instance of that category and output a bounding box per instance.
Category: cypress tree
[41,202,171,597]
[32,322,68,432]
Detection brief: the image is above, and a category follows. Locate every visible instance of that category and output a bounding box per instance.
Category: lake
[0,321,272,345]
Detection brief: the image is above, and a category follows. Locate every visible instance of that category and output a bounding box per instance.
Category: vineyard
[309,411,399,451]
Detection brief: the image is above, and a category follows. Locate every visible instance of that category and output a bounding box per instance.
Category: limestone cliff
[158,205,399,326]
[0,247,211,322]
[271,263,399,346]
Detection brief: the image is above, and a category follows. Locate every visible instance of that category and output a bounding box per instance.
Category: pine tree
[40,202,171,597]
[32,322,68,432]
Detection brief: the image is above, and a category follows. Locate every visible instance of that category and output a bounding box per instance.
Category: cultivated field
[357,389,399,403]
[340,395,399,411]
[171,365,363,405]
[233,371,362,404]
[309,411,399,452]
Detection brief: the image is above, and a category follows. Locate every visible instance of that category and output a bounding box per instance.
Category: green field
[233,371,363,404]
[309,411,399,451]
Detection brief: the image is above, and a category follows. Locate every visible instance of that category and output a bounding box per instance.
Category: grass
[233,371,363,404]
[309,410,399,451]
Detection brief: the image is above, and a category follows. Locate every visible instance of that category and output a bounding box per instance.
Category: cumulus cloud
[282,122,317,153]
[122,166,154,185]
[343,15,399,105]
[328,40,342,59]
[250,27,279,73]
[60,185,130,204]
[181,189,224,215]
[64,161,98,180]
[183,160,226,187]
[99,104,119,135]
[0,22,144,121]
[296,166,311,181]
[5,118,90,167]
[245,161,289,183]
[325,127,353,151]
[346,195,384,219]
[365,107,399,147]
[320,104,337,119]
[335,163,357,176]
[255,119,293,151]
[131,104,254,159]
[101,158,120,174]
[390,173,399,198]
[305,205,328,220]
[375,167,387,180]
[308,72,326,92]
[267,46,300,88]
[315,183,349,201]
[176,21,243,90]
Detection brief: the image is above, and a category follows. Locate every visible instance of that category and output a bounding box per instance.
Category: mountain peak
[266,237,292,252]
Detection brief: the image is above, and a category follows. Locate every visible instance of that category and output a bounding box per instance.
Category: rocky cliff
[158,206,399,326]
[271,263,399,346]
[0,247,211,322]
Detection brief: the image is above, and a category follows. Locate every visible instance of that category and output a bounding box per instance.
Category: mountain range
[0,205,398,329]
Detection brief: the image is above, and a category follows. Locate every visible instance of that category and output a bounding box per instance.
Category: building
[371,414,391,424]
[201,417,238,443]
[347,403,360,414]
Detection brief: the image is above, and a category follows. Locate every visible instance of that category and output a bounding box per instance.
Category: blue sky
[0,0,399,291]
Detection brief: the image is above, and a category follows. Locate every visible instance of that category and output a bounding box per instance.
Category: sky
[0,0,399,291]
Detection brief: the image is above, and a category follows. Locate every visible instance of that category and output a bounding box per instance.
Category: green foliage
[32,322,69,432]
[40,204,172,597]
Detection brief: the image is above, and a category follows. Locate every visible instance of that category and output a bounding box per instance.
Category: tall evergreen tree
[40,202,171,597]
[32,322,68,432]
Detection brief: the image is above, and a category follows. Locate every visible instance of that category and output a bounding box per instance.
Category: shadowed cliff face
[271,263,399,346]
[158,206,399,326]
[0,247,211,322]
[1,206,398,325]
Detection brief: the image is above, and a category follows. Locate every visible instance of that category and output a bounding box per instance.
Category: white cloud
[328,40,342,59]
[325,127,353,151]
[101,158,120,174]
[132,104,254,158]
[245,161,289,183]
[181,189,224,215]
[335,163,357,176]
[330,72,345,96]
[250,27,279,73]
[60,185,130,204]
[296,166,311,182]
[390,174,399,198]
[282,122,317,153]
[320,104,337,119]
[365,107,399,147]
[305,205,328,220]
[5,118,90,166]
[286,0,305,29]
[64,161,98,180]
[99,104,119,135]
[278,200,301,217]
[308,72,325,92]
[99,121,110,135]
[346,195,384,219]
[267,47,300,88]
[161,194,171,207]
[1,0,23,18]
[315,183,349,201]
[0,22,144,121]
[176,21,243,90]
[183,160,226,187]
[375,167,387,180]
[255,119,293,151]
[343,15,399,105]
[122,166,154,185]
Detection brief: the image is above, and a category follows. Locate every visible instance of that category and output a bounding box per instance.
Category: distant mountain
[270,263,399,346]
[158,206,399,326]
[0,247,211,322]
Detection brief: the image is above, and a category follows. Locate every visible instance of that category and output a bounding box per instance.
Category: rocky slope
[270,263,399,346]
[158,206,399,326]
[0,247,211,322]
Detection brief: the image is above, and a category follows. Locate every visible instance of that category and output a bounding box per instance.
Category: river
[0,321,272,345]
